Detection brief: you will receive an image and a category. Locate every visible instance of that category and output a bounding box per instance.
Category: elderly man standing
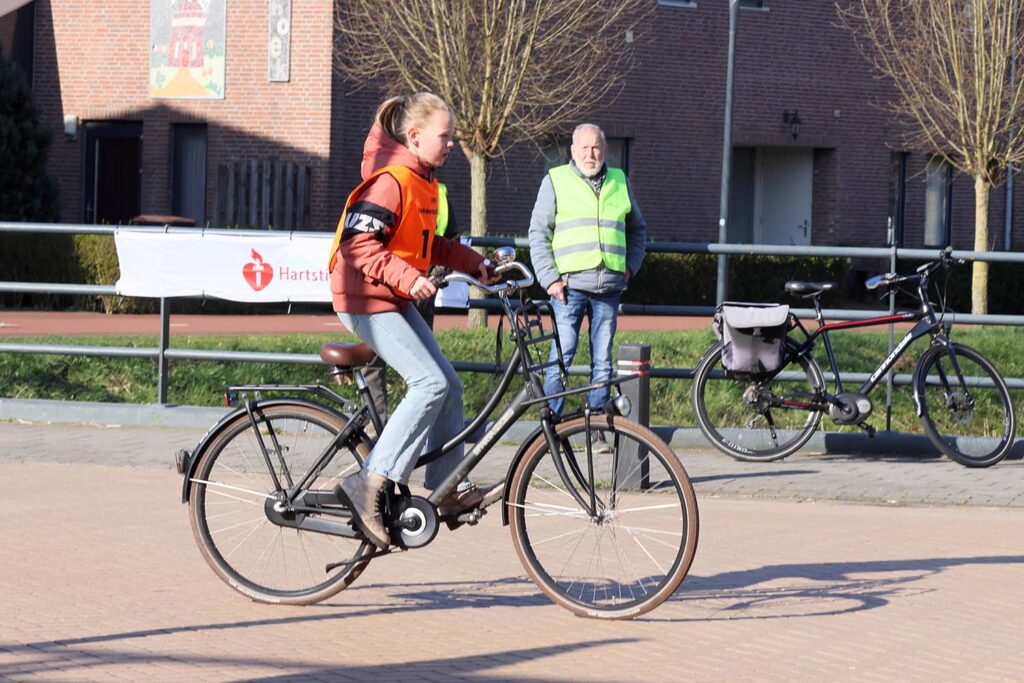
[528,123,647,439]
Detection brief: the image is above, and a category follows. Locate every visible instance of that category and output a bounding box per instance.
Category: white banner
[114,230,333,302]
[114,230,474,308]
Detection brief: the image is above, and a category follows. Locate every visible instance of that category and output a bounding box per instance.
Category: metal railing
[3,221,1024,408]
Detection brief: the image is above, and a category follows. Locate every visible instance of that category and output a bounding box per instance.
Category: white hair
[572,123,606,147]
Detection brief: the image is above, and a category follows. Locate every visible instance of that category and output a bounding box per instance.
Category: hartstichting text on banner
[114,230,333,302]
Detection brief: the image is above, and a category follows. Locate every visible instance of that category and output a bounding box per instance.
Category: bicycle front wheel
[507,415,699,619]
[188,403,373,604]
[916,343,1015,468]
[692,340,824,462]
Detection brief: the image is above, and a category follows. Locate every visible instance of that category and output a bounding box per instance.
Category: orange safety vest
[328,164,438,273]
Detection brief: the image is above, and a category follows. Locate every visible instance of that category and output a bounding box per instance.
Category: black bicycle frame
[219,282,630,529]
[781,274,949,400]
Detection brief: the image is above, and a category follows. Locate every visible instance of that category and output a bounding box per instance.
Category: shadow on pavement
[691,469,819,484]
[4,577,549,657]
[650,554,1024,622]
[0,638,636,681]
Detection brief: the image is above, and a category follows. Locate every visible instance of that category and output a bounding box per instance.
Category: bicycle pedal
[859,421,877,437]
[445,507,486,530]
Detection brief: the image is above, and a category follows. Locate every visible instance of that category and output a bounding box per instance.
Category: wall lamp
[782,110,802,140]
[63,115,79,140]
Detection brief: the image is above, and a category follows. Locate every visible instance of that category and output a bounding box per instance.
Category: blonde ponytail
[374,92,450,146]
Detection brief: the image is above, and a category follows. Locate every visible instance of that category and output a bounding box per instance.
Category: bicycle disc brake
[945,392,975,425]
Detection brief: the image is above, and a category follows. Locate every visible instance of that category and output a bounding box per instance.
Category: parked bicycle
[692,247,1015,468]
[177,248,698,619]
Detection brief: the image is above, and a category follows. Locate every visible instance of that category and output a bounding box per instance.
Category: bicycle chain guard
[386,495,439,549]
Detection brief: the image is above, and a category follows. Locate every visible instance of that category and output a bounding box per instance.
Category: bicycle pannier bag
[714,303,790,376]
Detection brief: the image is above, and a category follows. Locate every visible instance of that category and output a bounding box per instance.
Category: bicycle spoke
[623,526,668,575]
[523,524,591,547]
[613,503,680,515]
[192,478,271,502]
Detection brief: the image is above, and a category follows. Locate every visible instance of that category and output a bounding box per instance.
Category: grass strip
[2,326,1021,432]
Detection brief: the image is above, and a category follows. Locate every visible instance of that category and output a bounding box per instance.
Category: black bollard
[615,343,651,488]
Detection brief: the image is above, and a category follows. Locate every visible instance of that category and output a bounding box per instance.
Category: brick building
[3,0,1022,251]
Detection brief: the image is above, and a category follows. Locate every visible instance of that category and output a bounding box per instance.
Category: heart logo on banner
[242,249,274,291]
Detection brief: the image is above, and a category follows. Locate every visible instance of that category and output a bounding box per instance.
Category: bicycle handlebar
[864,246,960,292]
[443,261,536,295]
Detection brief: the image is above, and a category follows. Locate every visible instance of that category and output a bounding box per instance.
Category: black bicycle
[177,248,699,619]
[692,247,1015,467]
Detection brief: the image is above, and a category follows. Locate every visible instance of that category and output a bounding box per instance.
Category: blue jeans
[336,305,464,489]
[543,288,621,414]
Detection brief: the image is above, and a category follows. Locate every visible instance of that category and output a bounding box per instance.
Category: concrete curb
[6,396,1013,457]
[0,397,230,429]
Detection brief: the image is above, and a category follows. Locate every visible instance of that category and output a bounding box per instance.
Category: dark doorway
[171,123,208,225]
[83,121,142,225]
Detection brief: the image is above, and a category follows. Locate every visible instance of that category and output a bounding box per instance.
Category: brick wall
[329,0,1024,251]
[31,0,1024,250]
[32,0,335,229]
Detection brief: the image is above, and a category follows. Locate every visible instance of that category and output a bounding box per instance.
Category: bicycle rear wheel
[507,415,699,619]
[916,342,1015,468]
[692,340,824,462]
[188,403,372,604]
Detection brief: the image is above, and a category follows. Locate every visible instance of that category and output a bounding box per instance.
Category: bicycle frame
[193,281,633,526]
[779,268,955,404]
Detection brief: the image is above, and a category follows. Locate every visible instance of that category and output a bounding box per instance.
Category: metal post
[157,297,170,405]
[885,224,896,432]
[716,0,741,305]
[616,343,650,488]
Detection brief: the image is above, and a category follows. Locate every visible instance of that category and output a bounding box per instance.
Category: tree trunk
[971,174,990,315]
[467,149,488,329]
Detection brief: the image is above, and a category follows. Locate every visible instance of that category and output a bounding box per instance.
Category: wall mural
[150,0,226,99]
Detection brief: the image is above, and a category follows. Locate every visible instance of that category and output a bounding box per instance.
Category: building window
[543,136,630,175]
[924,156,953,247]
[741,0,766,8]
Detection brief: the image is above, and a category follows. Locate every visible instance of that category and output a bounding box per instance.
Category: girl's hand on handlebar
[478,260,500,285]
[409,275,438,300]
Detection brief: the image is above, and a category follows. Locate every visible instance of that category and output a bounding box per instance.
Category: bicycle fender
[180,397,355,504]
[499,423,546,526]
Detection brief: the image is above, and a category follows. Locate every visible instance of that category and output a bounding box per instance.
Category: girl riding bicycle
[328,92,497,549]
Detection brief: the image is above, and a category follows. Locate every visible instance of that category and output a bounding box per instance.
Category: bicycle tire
[916,342,1015,468]
[507,415,699,619]
[188,402,373,604]
[692,339,825,462]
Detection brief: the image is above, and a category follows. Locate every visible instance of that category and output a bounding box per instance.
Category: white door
[755,147,813,245]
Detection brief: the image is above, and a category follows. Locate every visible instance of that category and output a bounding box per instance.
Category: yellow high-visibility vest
[436,182,449,236]
[549,165,631,274]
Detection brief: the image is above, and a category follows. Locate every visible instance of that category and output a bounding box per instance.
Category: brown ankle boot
[335,470,390,549]
[437,481,503,517]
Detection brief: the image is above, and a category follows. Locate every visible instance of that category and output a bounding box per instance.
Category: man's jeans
[543,288,621,414]
[337,305,464,489]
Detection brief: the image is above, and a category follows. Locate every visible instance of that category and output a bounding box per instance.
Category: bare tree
[839,0,1024,314]
[334,0,649,325]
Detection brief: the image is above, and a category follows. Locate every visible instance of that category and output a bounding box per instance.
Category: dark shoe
[592,431,611,454]
[438,481,502,517]
[335,470,390,549]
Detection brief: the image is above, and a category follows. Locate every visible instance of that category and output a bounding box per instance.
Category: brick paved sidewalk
[0,462,1022,682]
[1,421,1024,680]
